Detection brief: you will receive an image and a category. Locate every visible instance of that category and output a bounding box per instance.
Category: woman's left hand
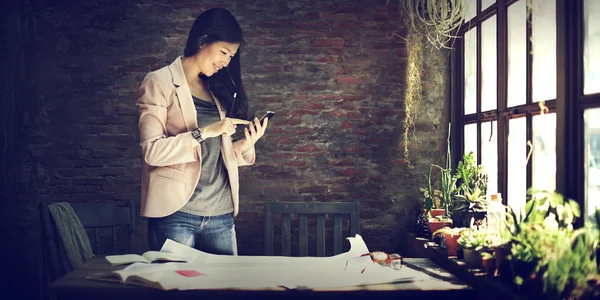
[240,116,269,153]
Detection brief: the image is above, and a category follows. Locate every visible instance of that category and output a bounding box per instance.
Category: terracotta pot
[492,243,511,278]
[429,209,445,218]
[481,256,496,276]
[463,249,481,268]
[443,232,461,256]
[428,220,452,237]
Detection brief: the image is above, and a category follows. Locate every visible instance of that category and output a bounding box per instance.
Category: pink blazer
[136,57,255,218]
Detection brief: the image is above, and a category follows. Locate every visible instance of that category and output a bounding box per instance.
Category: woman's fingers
[230,118,252,125]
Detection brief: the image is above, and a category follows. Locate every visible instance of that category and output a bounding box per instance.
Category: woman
[136,8,268,255]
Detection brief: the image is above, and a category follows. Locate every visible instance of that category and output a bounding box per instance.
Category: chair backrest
[69,200,136,254]
[264,202,360,257]
[40,200,136,281]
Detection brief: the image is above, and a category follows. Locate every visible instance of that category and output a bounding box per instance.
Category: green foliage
[452,152,489,213]
[458,227,503,251]
[420,125,456,218]
[398,0,468,50]
[506,188,580,237]
[503,189,599,298]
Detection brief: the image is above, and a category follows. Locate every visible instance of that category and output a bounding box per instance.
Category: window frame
[451,0,599,225]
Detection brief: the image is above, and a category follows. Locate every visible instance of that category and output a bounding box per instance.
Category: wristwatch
[191,128,205,143]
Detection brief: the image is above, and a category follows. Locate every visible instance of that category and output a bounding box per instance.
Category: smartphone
[259,111,275,124]
[249,111,275,131]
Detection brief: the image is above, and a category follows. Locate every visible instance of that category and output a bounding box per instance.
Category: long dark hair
[183,8,249,120]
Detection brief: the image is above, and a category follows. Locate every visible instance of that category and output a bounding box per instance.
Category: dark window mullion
[497,0,508,204]
[451,34,465,170]
[526,0,533,193]
[477,7,483,165]
[556,0,583,225]
[580,94,600,109]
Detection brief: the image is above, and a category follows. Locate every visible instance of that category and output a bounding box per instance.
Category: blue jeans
[148,211,238,255]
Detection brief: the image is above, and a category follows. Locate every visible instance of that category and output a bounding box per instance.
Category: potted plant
[502,189,600,298]
[480,252,495,276]
[451,151,489,227]
[433,227,466,257]
[415,126,456,238]
[457,227,485,267]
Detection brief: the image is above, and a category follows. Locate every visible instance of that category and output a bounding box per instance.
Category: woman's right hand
[201,118,251,138]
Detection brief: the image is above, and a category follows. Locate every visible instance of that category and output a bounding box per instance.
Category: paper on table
[158,234,422,290]
[160,234,369,268]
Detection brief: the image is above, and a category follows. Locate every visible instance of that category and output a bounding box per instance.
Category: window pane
[532,113,556,191]
[507,0,526,107]
[464,123,478,160]
[585,108,600,222]
[508,118,527,214]
[482,0,495,11]
[482,16,497,112]
[464,29,477,115]
[531,0,556,102]
[482,121,498,196]
[465,0,477,21]
[584,0,600,95]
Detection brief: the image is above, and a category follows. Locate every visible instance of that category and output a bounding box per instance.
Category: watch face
[192,129,201,139]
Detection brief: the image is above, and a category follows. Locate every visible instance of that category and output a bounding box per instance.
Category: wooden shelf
[406,233,527,300]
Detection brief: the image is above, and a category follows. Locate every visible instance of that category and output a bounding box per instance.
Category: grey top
[179,96,233,216]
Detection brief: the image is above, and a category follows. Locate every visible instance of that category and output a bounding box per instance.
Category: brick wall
[2,0,449,298]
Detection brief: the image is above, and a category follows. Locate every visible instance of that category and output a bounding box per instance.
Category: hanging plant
[399,0,468,50]
[402,28,423,160]
[393,0,468,160]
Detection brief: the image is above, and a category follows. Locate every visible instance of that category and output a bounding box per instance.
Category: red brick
[342,168,367,176]
[301,103,325,110]
[296,144,319,152]
[311,38,345,47]
[274,137,298,144]
[256,38,279,46]
[341,95,366,101]
[264,66,282,72]
[316,94,340,101]
[345,147,367,153]
[337,75,361,84]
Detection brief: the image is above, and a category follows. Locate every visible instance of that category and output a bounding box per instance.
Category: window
[583,0,600,221]
[453,0,599,224]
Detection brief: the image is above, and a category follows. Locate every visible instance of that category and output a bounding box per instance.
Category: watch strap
[191,128,204,143]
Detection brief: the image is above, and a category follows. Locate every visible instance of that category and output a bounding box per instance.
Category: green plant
[458,227,503,251]
[480,251,493,260]
[503,190,600,298]
[457,227,484,250]
[432,226,465,239]
[393,0,468,159]
[421,125,456,218]
[452,151,489,213]
[506,188,581,237]
[398,0,469,50]
[453,187,488,212]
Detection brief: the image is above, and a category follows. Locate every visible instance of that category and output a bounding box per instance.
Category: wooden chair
[264,202,360,257]
[40,200,136,282]
[70,201,136,255]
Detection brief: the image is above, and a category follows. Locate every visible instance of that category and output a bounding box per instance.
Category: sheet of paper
[155,234,422,290]
[105,254,148,265]
[160,234,368,268]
